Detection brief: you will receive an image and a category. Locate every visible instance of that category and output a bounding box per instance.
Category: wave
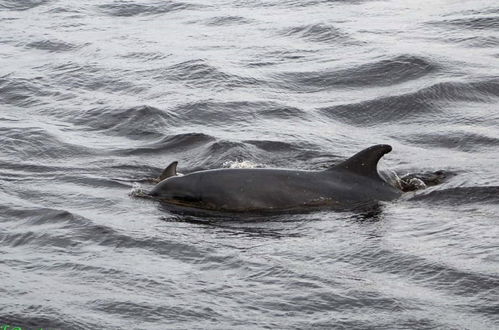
[354,246,499,302]
[435,16,499,31]
[275,55,438,91]
[0,75,46,107]
[123,132,215,155]
[0,126,93,161]
[0,0,48,11]
[0,205,210,268]
[99,0,194,17]
[410,186,499,205]
[67,105,175,140]
[319,78,499,126]
[121,51,170,61]
[0,313,79,330]
[194,138,323,169]
[233,0,367,9]
[443,35,499,48]
[281,23,351,43]
[400,131,499,152]
[41,61,144,94]
[25,39,78,52]
[171,100,306,125]
[204,15,252,26]
[156,59,261,89]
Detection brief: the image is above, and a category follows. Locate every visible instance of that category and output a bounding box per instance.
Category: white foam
[222,160,261,169]
[129,182,147,197]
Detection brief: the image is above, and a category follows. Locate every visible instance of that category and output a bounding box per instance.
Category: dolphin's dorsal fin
[158,161,178,181]
[331,144,392,180]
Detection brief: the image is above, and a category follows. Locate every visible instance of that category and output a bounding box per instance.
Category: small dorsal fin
[158,161,178,181]
[331,144,392,180]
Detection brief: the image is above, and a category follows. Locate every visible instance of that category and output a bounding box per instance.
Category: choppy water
[1,0,499,329]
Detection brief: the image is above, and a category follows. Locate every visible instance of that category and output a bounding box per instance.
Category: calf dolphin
[149,144,401,212]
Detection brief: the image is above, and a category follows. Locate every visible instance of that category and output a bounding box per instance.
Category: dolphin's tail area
[330,144,392,181]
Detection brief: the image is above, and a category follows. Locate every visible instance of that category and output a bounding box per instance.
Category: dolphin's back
[183,167,397,210]
[149,144,402,211]
[186,169,321,210]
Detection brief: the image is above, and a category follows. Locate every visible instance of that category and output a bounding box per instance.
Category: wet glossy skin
[150,145,401,212]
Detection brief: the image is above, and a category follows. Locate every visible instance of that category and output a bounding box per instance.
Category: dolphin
[148,144,401,212]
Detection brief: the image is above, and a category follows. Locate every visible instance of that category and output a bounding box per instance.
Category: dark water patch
[320,92,434,125]
[173,100,305,125]
[123,132,215,155]
[246,49,314,67]
[319,79,499,126]
[282,23,350,43]
[410,186,499,205]
[244,140,304,153]
[275,55,438,91]
[67,105,174,140]
[0,75,47,107]
[43,61,144,94]
[258,104,305,118]
[121,51,170,61]
[0,127,93,161]
[0,0,48,11]
[1,230,78,249]
[205,15,252,26]
[434,16,499,31]
[157,59,261,89]
[25,39,78,52]
[0,313,81,330]
[46,6,82,13]
[99,0,193,17]
[401,131,499,152]
[91,300,221,323]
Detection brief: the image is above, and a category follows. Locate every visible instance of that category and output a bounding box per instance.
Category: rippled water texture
[1,0,498,329]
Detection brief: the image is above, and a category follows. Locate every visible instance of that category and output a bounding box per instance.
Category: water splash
[129,182,148,197]
[222,159,261,169]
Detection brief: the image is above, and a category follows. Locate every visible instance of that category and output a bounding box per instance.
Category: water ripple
[99,0,194,17]
[282,23,352,44]
[156,59,261,89]
[0,0,48,11]
[275,55,438,91]
[319,79,499,126]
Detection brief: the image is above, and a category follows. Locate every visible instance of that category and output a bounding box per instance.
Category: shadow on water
[155,198,387,223]
[151,200,389,241]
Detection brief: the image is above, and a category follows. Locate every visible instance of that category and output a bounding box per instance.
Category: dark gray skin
[149,144,401,212]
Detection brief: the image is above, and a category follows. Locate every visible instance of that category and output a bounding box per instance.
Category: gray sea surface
[1,0,498,329]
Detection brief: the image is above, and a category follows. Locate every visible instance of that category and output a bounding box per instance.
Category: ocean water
[1,0,498,329]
